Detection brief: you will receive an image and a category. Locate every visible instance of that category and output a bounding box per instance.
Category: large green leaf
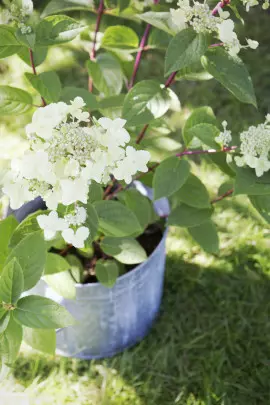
[0,86,32,115]
[234,166,270,196]
[36,15,86,46]
[84,203,99,243]
[23,328,56,355]
[9,210,48,248]
[117,188,152,230]
[87,53,124,96]
[0,25,21,59]
[101,237,147,264]
[61,86,98,110]
[176,62,213,81]
[93,200,142,237]
[165,28,209,76]
[25,71,62,103]
[14,295,75,329]
[95,260,119,288]
[171,173,211,209]
[44,270,76,299]
[201,48,257,107]
[0,216,18,273]
[6,231,47,291]
[101,26,139,50]
[136,12,175,35]
[168,203,213,227]
[41,0,91,17]
[87,181,103,203]
[45,253,70,275]
[0,316,22,366]
[183,106,217,147]
[118,0,131,11]
[153,157,190,200]
[188,220,219,254]
[122,80,171,126]
[0,259,24,304]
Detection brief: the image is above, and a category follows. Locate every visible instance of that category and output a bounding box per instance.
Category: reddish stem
[29,49,46,107]
[211,188,234,204]
[176,145,237,157]
[128,24,152,89]
[88,0,104,92]
[165,71,177,88]
[211,0,230,15]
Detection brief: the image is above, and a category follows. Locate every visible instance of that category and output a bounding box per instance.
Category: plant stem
[211,188,234,204]
[165,71,177,88]
[29,48,46,107]
[88,0,104,92]
[128,24,152,89]
[176,145,237,157]
[211,0,230,15]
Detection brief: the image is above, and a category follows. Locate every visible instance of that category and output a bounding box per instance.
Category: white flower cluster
[235,115,270,177]
[170,0,258,56]
[2,97,150,247]
[215,121,232,146]
[242,0,269,11]
[5,0,33,34]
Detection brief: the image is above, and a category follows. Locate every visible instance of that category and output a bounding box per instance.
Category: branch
[88,0,104,92]
[211,0,230,15]
[29,49,46,107]
[176,145,237,157]
[211,188,234,204]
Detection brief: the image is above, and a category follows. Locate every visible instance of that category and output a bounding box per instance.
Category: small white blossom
[113,146,151,184]
[21,0,33,16]
[235,117,270,177]
[246,39,259,49]
[242,0,259,11]
[2,178,33,209]
[62,226,90,248]
[64,207,87,226]
[60,178,89,206]
[215,121,232,146]
[37,211,69,240]
[68,97,89,122]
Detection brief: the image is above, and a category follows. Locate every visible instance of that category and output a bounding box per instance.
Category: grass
[1,5,270,405]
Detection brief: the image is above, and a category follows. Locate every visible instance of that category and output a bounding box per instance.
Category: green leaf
[14,295,75,329]
[165,28,209,76]
[93,200,142,237]
[18,47,48,67]
[186,124,220,149]
[9,210,48,248]
[183,106,217,146]
[234,166,270,196]
[148,29,171,50]
[25,71,62,103]
[23,328,56,355]
[0,216,18,273]
[188,220,219,254]
[171,173,211,209]
[119,0,131,12]
[101,237,147,264]
[98,94,125,110]
[101,26,139,50]
[201,48,257,107]
[85,203,99,243]
[6,231,47,291]
[95,260,119,287]
[122,80,171,126]
[0,316,22,365]
[176,62,212,81]
[0,259,24,304]
[41,0,91,17]
[36,15,86,46]
[153,157,190,200]
[249,195,270,223]
[168,203,213,227]
[15,29,36,48]
[0,312,10,335]
[61,86,98,110]
[87,53,123,96]
[0,86,32,116]
[118,189,152,230]
[137,12,175,35]
[0,25,21,58]
[208,152,235,177]
[66,254,82,282]
[88,181,103,203]
[44,270,76,299]
[44,253,70,275]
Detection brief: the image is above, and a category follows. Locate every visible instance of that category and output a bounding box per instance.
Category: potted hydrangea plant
[0,0,269,379]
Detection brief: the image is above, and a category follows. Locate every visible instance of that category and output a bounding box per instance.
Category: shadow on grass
[11,250,270,405]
